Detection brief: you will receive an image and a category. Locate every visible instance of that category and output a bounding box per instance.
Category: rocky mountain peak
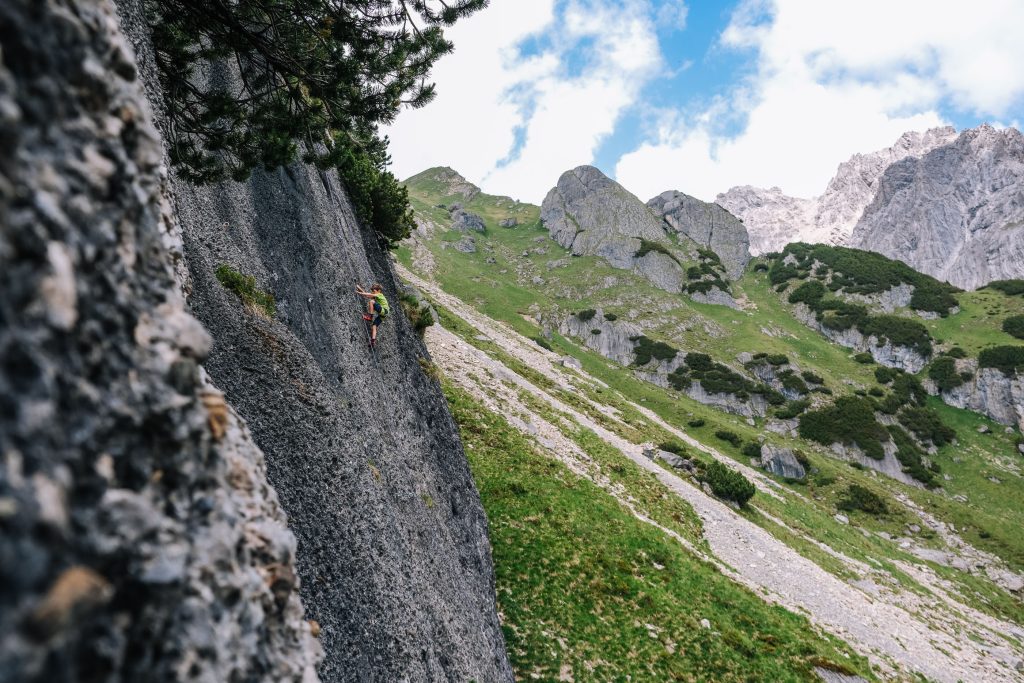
[717,127,958,254]
[850,125,1024,289]
[648,190,751,279]
[541,165,669,266]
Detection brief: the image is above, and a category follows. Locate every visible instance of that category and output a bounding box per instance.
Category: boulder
[499,217,518,228]
[760,444,806,480]
[450,207,486,232]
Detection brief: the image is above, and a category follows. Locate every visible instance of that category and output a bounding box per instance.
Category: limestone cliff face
[647,190,751,279]
[0,1,318,679]
[850,125,1024,290]
[924,361,1024,431]
[558,314,766,417]
[791,304,930,373]
[0,1,513,681]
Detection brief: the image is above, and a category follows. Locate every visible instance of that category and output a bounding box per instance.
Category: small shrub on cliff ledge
[215,264,276,317]
[979,345,1024,376]
[399,293,434,337]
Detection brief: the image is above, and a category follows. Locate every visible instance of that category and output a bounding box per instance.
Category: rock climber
[356,283,389,347]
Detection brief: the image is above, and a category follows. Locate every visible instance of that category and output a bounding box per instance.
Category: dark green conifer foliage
[148,0,486,243]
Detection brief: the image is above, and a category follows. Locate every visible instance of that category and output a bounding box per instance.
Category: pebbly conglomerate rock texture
[113,0,512,680]
[0,1,319,680]
[850,125,1024,290]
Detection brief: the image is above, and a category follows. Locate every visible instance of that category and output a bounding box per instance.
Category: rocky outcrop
[541,166,688,292]
[449,204,486,232]
[647,190,751,279]
[558,314,767,416]
[559,312,640,365]
[828,442,921,488]
[792,304,929,373]
[760,445,806,480]
[717,128,957,254]
[850,125,1024,290]
[0,1,319,679]
[689,287,740,309]
[924,360,1024,431]
[114,2,513,681]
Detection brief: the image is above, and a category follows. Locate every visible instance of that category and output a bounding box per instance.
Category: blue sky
[385,0,1024,203]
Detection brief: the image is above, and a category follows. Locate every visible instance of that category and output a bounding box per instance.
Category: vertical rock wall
[113,2,513,681]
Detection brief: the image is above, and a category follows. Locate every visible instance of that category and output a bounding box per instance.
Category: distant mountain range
[717,125,1024,290]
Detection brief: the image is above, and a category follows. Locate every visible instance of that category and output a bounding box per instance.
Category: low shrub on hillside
[853,352,874,364]
[742,442,763,459]
[943,346,968,359]
[837,484,888,516]
[591,329,602,335]
[576,309,597,322]
[658,441,688,455]
[775,399,810,419]
[635,239,678,261]
[779,371,809,395]
[714,430,742,447]
[799,396,889,460]
[604,312,618,321]
[766,354,789,366]
[215,264,276,317]
[874,367,897,384]
[1002,315,1024,340]
[702,462,755,506]
[986,279,1024,296]
[674,353,784,403]
[928,356,964,392]
[978,345,1024,376]
[888,425,938,487]
[801,370,824,384]
[898,406,956,447]
[770,243,958,315]
[531,336,553,351]
[631,335,678,366]
[861,315,932,356]
[687,418,706,428]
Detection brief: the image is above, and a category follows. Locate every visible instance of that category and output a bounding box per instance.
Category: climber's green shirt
[374,292,389,317]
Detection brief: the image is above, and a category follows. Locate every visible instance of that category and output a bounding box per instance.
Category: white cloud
[384,0,663,203]
[615,0,1024,202]
[383,0,556,189]
[656,0,688,30]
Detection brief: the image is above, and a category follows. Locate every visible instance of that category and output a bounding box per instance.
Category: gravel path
[401,265,1024,682]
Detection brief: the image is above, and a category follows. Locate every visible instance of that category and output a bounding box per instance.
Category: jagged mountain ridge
[850,125,1024,290]
[717,127,957,254]
[717,125,1024,290]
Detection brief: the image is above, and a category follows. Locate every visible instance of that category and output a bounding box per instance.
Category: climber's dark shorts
[370,315,382,327]
[370,301,383,327]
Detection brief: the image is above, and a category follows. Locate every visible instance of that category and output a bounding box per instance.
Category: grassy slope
[403,170,1024,622]
[447,381,872,682]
